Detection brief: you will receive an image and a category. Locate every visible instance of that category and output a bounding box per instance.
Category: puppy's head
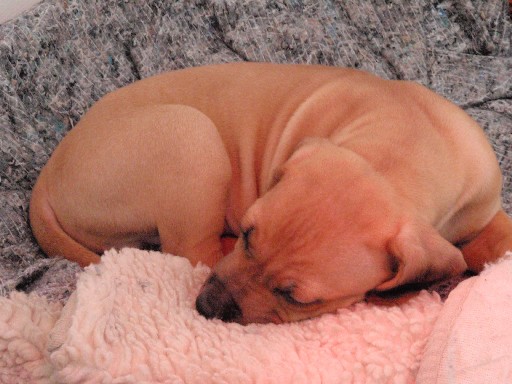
[196,139,467,324]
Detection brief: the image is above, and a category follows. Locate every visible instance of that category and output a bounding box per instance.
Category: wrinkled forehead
[233,216,391,303]
[257,172,393,231]
[243,201,387,270]
[241,185,401,281]
[241,192,321,260]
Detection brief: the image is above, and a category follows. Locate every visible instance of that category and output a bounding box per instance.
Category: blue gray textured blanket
[1,0,511,302]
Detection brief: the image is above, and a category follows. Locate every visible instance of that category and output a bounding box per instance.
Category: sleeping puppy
[30,63,511,324]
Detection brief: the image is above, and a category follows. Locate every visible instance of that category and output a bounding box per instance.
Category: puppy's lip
[269,310,285,324]
[237,312,283,325]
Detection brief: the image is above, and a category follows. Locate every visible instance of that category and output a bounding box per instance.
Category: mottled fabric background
[1,0,511,303]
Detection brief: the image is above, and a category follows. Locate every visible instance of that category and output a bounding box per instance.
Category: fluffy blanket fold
[1,248,443,383]
[417,253,512,383]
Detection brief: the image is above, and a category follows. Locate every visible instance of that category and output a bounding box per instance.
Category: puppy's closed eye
[241,226,255,258]
[268,167,284,190]
[273,286,322,307]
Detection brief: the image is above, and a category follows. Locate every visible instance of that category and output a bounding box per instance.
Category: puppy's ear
[376,221,467,291]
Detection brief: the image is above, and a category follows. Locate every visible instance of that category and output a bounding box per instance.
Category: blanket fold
[1,248,444,384]
[417,253,512,384]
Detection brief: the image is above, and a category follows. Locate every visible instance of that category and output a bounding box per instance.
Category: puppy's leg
[30,175,102,267]
[461,210,512,272]
[153,105,232,268]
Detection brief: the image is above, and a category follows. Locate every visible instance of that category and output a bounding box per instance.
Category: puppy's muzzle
[195,274,242,322]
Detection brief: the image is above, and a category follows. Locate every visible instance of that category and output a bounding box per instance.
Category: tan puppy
[30,63,511,324]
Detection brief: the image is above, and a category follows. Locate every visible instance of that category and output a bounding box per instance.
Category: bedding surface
[1,248,443,383]
[0,0,511,304]
[417,253,512,383]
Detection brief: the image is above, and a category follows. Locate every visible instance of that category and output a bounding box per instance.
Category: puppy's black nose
[196,274,242,322]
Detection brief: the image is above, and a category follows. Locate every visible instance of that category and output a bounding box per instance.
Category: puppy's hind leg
[153,105,232,268]
[461,209,512,272]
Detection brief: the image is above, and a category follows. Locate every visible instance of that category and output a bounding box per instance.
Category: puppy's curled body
[31,104,231,267]
[30,63,511,323]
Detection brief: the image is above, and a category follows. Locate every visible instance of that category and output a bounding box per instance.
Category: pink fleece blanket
[417,253,512,383]
[1,248,443,383]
